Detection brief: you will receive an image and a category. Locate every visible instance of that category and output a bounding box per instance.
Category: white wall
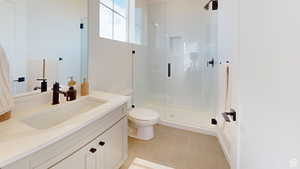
[89,0,133,93]
[89,0,152,95]
[89,38,133,93]
[237,0,300,169]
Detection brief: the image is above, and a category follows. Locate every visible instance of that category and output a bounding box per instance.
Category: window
[99,0,128,42]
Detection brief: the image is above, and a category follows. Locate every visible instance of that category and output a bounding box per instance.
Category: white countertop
[0,91,129,168]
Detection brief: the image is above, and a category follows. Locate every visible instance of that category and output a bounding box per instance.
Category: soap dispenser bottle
[81,78,89,96]
[67,77,77,101]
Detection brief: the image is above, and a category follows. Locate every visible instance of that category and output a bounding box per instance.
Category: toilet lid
[129,108,160,121]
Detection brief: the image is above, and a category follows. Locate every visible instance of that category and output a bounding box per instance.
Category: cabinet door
[96,118,126,169]
[49,142,98,169]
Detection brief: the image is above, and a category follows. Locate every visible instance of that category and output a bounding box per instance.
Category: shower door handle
[168,63,171,77]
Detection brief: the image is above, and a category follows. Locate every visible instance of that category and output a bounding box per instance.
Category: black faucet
[52,82,67,105]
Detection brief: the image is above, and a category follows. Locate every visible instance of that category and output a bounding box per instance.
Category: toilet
[128,108,160,140]
[119,89,160,140]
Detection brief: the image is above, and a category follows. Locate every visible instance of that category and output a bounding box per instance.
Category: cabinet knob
[89,148,97,153]
[99,141,105,146]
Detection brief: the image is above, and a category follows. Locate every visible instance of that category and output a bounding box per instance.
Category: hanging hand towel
[0,45,14,118]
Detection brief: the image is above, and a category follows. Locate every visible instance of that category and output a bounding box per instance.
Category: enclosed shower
[132,0,219,132]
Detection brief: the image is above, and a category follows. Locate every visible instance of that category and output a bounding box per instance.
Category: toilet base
[129,125,154,140]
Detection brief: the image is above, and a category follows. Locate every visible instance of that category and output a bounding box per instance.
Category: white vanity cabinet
[49,117,126,169]
[48,142,96,169]
[98,117,126,169]
[2,103,128,169]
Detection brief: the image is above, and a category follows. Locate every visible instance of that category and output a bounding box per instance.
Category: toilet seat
[129,108,160,121]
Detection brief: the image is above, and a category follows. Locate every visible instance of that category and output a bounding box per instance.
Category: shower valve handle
[222,109,237,122]
[207,58,215,67]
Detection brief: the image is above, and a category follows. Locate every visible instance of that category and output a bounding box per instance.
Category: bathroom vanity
[0,91,129,169]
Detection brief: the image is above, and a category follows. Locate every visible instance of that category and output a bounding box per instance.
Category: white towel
[0,45,14,115]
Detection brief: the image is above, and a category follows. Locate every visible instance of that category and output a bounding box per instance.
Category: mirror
[0,0,88,95]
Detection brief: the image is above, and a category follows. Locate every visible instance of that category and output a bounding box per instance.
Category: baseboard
[158,120,217,136]
[216,128,232,168]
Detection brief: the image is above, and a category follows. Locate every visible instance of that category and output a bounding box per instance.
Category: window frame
[98,0,129,42]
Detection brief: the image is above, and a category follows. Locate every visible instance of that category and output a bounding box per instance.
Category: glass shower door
[164,0,219,128]
[133,0,219,130]
[143,0,168,120]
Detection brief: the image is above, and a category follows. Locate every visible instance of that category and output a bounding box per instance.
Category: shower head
[203,0,218,11]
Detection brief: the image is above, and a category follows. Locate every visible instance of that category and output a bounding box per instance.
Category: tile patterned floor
[121,125,230,169]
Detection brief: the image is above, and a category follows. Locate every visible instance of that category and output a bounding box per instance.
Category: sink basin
[22,96,107,129]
